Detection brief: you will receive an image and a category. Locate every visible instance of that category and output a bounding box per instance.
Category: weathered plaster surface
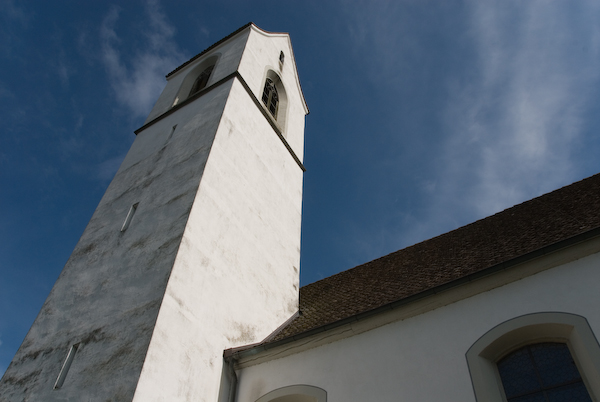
[236,248,600,402]
[132,75,303,402]
[0,72,232,402]
[0,25,306,402]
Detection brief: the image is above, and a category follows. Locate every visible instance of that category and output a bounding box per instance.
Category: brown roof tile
[272,173,600,341]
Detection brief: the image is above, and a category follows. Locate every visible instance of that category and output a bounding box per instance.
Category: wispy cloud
[0,0,30,57]
[0,82,14,100]
[57,61,70,86]
[100,0,185,118]
[340,0,600,252]
[437,1,600,220]
[50,31,72,87]
[0,0,28,25]
[97,154,126,181]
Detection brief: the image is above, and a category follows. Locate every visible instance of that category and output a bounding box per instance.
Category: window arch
[171,54,219,107]
[255,385,326,402]
[466,313,600,402]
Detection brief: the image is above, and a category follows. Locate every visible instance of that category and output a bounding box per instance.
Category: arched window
[262,78,279,119]
[255,385,326,402]
[171,56,219,107]
[189,64,214,97]
[466,313,600,402]
[498,342,592,401]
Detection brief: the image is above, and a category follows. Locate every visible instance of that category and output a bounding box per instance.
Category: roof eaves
[228,225,600,361]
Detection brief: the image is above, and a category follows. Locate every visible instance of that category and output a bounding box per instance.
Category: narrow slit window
[121,203,139,232]
[54,343,79,389]
[167,124,177,142]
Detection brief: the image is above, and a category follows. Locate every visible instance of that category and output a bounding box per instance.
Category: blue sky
[2,0,600,376]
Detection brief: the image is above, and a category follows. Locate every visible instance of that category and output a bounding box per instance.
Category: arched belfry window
[497,342,592,401]
[172,56,219,107]
[262,78,279,118]
[189,64,214,97]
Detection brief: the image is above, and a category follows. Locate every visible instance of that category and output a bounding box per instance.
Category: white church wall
[132,76,304,402]
[236,247,600,402]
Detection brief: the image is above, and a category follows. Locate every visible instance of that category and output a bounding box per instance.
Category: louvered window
[261,78,278,118]
[189,65,214,97]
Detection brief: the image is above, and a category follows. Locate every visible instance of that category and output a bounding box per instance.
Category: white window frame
[255,385,327,402]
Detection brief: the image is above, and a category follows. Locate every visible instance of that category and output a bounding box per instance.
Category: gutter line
[225,355,238,402]
[229,226,600,361]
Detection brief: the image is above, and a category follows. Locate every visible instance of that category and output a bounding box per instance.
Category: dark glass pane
[199,75,208,89]
[498,347,541,397]
[510,392,546,402]
[546,382,592,402]
[262,79,273,108]
[261,78,278,118]
[498,343,593,402]
[531,343,581,387]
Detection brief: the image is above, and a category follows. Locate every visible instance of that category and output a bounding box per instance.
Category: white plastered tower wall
[132,25,308,402]
[0,23,307,402]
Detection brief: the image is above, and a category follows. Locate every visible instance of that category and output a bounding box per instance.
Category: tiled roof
[271,173,600,342]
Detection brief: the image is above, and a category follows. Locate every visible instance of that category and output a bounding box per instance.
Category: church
[1,23,600,402]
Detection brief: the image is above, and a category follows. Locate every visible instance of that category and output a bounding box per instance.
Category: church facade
[2,23,600,402]
[229,171,600,402]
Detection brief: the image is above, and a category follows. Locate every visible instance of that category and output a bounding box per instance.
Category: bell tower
[0,23,308,401]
